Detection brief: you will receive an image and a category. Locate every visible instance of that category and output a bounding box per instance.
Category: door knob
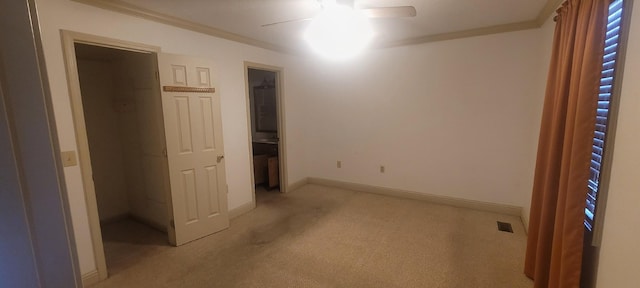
[217,155,224,163]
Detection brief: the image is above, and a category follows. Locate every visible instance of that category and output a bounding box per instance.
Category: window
[585,0,625,232]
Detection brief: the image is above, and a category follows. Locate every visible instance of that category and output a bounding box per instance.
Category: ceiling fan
[261,0,417,27]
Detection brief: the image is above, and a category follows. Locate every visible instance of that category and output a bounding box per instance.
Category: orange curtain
[525,0,610,287]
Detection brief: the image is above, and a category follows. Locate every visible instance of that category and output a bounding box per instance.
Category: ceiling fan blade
[261,18,312,27]
[361,6,417,18]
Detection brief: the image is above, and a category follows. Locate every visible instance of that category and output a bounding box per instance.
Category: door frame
[60,30,161,284]
[243,62,288,205]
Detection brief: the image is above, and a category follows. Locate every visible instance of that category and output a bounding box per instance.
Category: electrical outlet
[337,160,342,168]
[380,165,385,173]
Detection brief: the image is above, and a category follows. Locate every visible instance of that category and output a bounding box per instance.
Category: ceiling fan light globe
[304,4,373,60]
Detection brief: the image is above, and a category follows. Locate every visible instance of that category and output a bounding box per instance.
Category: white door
[157,53,229,246]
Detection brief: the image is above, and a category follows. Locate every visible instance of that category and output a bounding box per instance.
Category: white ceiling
[113,0,553,53]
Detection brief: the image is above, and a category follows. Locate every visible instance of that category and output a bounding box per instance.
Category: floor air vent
[497,221,513,233]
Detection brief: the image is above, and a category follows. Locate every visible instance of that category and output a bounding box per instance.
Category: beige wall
[521,15,556,229]
[291,29,546,209]
[77,59,131,222]
[115,52,169,229]
[36,0,300,276]
[596,0,640,286]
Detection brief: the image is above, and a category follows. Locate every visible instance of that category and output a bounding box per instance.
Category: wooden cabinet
[253,155,268,185]
[253,154,279,189]
[267,156,279,188]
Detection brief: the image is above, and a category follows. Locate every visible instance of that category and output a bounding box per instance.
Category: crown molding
[376,20,540,49]
[536,0,565,26]
[71,0,293,54]
[377,0,563,49]
[72,0,562,54]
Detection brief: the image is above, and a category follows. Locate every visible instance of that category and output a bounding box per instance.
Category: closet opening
[74,43,171,276]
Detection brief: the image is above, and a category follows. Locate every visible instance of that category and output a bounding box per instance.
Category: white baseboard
[228,177,306,220]
[307,177,523,216]
[82,270,100,287]
[287,177,309,192]
[129,213,167,233]
[98,213,129,225]
[229,201,256,219]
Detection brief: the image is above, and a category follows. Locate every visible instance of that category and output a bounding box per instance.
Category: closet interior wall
[77,45,168,231]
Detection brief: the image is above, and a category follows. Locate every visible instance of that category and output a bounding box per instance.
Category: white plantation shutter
[585,0,624,231]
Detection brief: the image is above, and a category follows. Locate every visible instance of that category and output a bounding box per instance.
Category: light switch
[61,151,77,167]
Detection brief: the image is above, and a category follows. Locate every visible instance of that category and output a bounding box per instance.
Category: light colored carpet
[92,184,533,288]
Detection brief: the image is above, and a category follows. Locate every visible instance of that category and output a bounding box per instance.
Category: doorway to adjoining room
[247,67,282,201]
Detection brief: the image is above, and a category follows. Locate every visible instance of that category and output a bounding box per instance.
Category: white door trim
[60,30,160,284]
[243,62,288,208]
